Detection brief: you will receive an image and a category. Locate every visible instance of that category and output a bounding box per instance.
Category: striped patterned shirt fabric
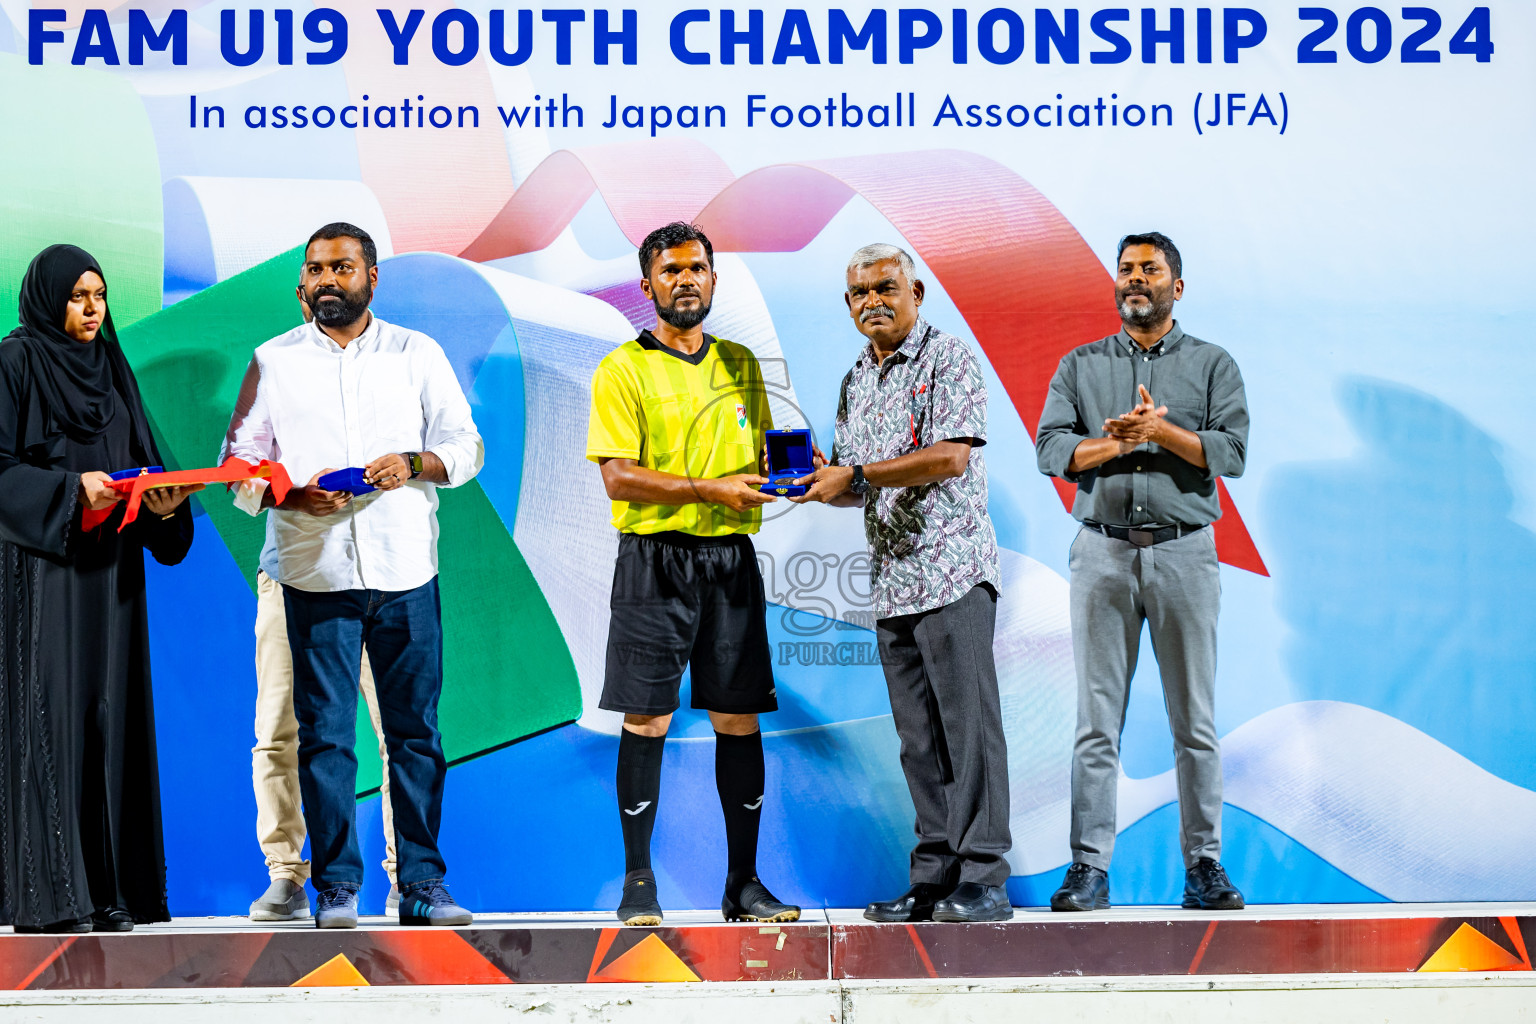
[586,332,773,537]
[831,317,1001,619]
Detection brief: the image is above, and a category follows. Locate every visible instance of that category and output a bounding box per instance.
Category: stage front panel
[3,909,1531,988]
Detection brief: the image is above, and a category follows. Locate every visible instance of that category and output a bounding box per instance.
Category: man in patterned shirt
[792,243,1012,923]
[586,222,800,928]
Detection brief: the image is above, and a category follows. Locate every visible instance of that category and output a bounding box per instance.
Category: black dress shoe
[1050,862,1109,911]
[863,882,953,923]
[932,882,1013,922]
[14,917,93,934]
[91,907,135,932]
[1182,858,1245,910]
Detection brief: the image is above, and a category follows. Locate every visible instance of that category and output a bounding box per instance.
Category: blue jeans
[283,578,447,890]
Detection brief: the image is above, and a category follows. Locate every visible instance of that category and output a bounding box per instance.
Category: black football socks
[617,729,665,877]
[619,728,765,899]
[714,730,766,892]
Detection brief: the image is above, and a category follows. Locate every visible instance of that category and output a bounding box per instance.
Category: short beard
[655,296,711,331]
[308,284,372,328]
[1116,288,1174,329]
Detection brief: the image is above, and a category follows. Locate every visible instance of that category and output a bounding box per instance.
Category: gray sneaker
[249,878,311,922]
[398,880,472,927]
[314,886,360,929]
[385,884,400,918]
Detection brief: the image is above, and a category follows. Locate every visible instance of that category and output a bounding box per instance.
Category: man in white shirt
[239,289,400,925]
[224,222,484,928]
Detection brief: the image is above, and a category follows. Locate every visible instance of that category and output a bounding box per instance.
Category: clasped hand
[363,453,411,491]
[1103,384,1169,453]
[288,470,352,517]
[77,471,121,510]
[787,446,846,504]
[698,474,777,513]
[142,484,205,516]
[77,472,203,515]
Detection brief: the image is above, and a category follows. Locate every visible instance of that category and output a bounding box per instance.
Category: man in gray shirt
[1035,232,1248,912]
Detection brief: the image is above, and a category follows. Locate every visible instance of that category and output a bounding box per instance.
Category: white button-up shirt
[224,314,484,593]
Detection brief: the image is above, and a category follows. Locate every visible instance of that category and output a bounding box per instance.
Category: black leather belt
[1087,522,1205,547]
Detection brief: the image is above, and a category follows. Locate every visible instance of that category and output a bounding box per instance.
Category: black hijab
[5,244,158,462]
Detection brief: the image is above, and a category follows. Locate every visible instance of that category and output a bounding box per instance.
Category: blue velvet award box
[760,429,813,497]
[317,467,376,495]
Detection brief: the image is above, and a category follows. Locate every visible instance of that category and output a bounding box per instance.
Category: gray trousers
[876,584,1012,888]
[1068,525,1222,871]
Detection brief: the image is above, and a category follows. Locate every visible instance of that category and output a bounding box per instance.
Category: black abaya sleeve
[136,500,194,566]
[0,342,78,558]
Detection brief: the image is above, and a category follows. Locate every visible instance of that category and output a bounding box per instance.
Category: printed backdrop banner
[2,2,1531,914]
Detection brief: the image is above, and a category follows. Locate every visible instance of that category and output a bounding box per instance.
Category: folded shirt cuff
[232,477,268,516]
[430,446,480,488]
[1040,435,1087,481]
[1194,430,1242,479]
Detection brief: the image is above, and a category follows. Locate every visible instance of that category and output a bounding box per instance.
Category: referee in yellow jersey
[586,222,800,927]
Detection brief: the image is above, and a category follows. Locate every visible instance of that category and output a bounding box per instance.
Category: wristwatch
[850,465,869,495]
[404,452,423,479]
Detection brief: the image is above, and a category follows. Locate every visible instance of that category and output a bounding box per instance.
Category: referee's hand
[700,474,777,512]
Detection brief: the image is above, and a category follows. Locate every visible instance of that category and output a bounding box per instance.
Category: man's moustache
[861,306,896,322]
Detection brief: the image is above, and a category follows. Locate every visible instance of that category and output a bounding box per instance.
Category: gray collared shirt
[1035,322,1248,528]
[832,317,1000,620]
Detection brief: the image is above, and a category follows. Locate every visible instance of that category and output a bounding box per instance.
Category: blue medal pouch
[759,429,814,497]
[317,467,376,494]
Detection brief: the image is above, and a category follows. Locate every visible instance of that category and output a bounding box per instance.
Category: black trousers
[876,584,1012,888]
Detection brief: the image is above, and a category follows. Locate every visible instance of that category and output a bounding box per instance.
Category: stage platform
[2,902,1531,989]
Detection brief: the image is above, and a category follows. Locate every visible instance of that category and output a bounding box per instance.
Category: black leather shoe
[932,882,1013,922]
[1050,863,1110,911]
[90,906,135,932]
[1183,858,1245,910]
[863,882,953,923]
[722,878,800,923]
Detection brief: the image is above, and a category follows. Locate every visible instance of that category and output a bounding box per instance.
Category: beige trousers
[253,571,397,885]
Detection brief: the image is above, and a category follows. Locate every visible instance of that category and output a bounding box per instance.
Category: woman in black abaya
[0,245,202,933]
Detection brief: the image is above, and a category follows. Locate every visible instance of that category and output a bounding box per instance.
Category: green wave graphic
[0,55,162,331]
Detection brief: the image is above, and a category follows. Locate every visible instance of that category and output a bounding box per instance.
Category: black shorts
[600,531,777,716]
